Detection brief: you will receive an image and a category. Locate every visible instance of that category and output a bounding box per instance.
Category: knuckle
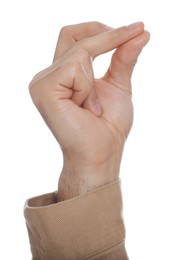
[59,25,71,37]
[28,73,46,105]
[90,21,106,30]
[83,21,111,40]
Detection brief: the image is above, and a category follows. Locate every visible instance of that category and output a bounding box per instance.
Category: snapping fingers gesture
[29,21,150,200]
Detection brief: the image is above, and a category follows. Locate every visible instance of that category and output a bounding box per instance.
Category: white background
[0,0,179,259]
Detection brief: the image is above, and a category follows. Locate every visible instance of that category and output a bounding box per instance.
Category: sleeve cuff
[24,179,127,259]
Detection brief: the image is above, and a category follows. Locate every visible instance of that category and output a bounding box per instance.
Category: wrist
[57,154,121,201]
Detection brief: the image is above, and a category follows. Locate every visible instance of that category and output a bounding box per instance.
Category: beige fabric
[24,180,129,259]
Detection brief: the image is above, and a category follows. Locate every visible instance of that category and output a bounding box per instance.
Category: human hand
[29,21,150,200]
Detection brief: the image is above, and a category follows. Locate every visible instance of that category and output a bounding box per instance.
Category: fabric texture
[24,179,129,259]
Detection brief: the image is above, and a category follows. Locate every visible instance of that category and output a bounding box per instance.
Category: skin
[29,21,150,201]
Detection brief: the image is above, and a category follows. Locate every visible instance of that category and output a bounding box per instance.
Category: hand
[29,21,150,200]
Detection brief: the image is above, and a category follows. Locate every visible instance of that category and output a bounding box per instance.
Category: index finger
[79,22,145,59]
[53,21,113,62]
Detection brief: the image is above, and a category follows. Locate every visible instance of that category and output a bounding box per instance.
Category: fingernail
[128,22,143,29]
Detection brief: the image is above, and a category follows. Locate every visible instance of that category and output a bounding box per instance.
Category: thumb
[105,30,150,93]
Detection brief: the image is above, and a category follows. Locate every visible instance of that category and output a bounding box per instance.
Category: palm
[54,78,133,167]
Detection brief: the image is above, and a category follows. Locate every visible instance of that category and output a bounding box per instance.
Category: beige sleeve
[24,179,129,260]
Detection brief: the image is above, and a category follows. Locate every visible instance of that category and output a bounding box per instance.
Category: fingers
[105,30,150,93]
[30,60,102,117]
[65,62,102,116]
[31,42,103,117]
[63,50,102,116]
[54,21,145,63]
[53,21,113,62]
[31,21,149,117]
[79,22,145,59]
[82,91,102,116]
